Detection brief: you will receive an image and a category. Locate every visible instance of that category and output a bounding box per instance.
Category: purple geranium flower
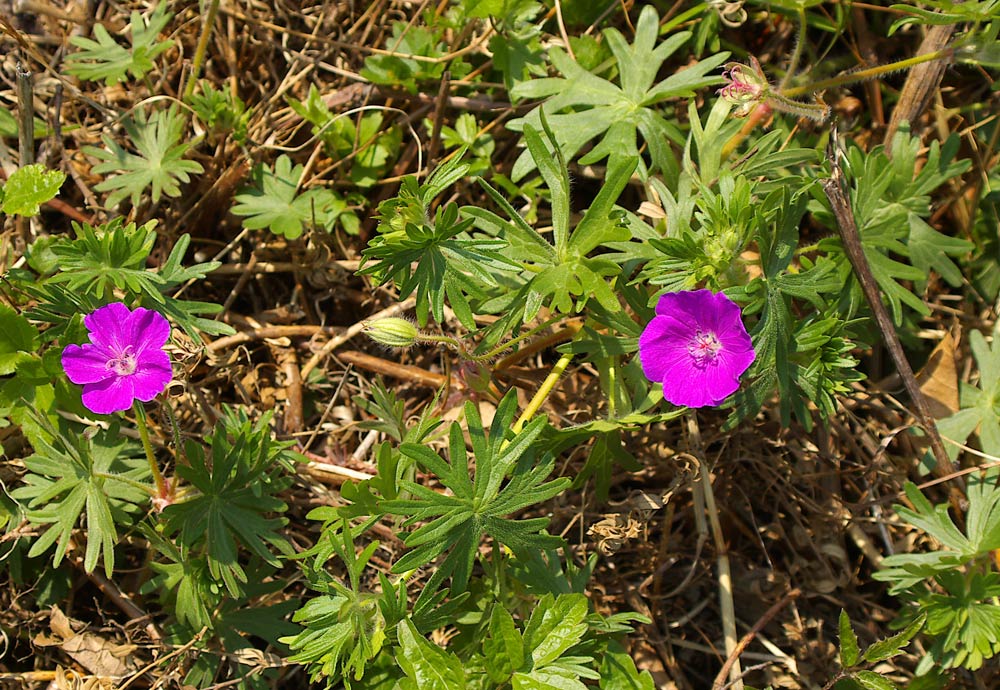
[639,290,755,408]
[62,303,172,414]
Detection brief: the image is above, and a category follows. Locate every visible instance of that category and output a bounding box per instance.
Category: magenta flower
[639,290,755,408]
[62,303,172,414]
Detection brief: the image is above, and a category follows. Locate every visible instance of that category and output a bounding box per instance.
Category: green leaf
[161,408,293,596]
[861,613,925,663]
[0,304,39,376]
[65,5,174,85]
[231,154,349,239]
[1,164,66,216]
[852,670,898,690]
[85,106,203,207]
[509,6,726,180]
[599,643,655,690]
[839,610,860,667]
[522,594,589,667]
[906,214,971,289]
[383,391,570,600]
[11,424,150,578]
[397,618,467,690]
[484,605,525,683]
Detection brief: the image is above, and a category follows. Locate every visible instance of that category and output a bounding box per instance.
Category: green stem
[780,48,952,98]
[475,315,565,362]
[161,396,185,465]
[94,471,157,497]
[183,0,222,101]
[511,351,573,434]
[779,7,807,92]
[134,402,168,500]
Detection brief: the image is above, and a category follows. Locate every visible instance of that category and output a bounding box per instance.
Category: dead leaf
[34,607,137,679]
[916,331,960,419]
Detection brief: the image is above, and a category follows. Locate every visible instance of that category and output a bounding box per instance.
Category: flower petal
[84,303,133,351]
[62,343,115,385]
[127,307,171,352]
[81,376,135,414]
[131,349,172,401]
[660,357,719,408]
[639,316,692,382]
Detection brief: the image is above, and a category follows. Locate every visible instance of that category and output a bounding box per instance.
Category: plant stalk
[134,402,168,501]
[781,48,952,98]
[183,0,221,101]
[511,351,573,434]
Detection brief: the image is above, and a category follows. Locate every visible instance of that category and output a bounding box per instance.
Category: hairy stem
[183,0,221,101]
[133,402,168,501]
[781,48,952,98]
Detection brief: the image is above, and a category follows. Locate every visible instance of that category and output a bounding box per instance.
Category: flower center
[687,330,722,365]
[106,345,138,376]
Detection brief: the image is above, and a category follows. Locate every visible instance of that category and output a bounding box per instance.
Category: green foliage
[361,152,518,328]
[465,119,637,346]
[834,610,925,690]
[231,154,356,238]
[937,329,1000,461]
[817,127,971,325]
[281,523,389,682]
[161,409,295,596]
[509,5,726,181]
[1,164,66,216]
[65,5,174,85]
[287,88,401,189]
[85,106,204,208]
[382,392,570,600]
[45,219,232,338]
[11,423,150,577]
[189,81,249,144]
[361,23,457,93]
[874,472,1000,672]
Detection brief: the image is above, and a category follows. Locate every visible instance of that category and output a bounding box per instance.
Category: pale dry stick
[884,21,957,151]
[217,5,488,63]
[300,364,353,455]
[711,588,802,690]
[207,324,343,353]
[553,0,576,60]
[688,414,742,690]
[351,428,381,463]
[210,260,362,275]
[337,350,449,389]
[821,129,960,489]
[299,297,417,379]
[173,226,250,299]
[116,627,209,690]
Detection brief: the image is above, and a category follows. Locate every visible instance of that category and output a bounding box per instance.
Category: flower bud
[719,56,769,117]
[364,317,418,348]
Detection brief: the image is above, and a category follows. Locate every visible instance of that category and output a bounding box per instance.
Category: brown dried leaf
[916,331,960,419]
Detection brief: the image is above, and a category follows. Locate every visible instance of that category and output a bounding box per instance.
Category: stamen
[105,345,138,376]
[687,330,722,365]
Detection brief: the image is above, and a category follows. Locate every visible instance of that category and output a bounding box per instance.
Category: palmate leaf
[382,392,570,602]
[65,5,174,85]
[10,423,150,578]
[46,219,232,339]
[162,409,294,597]
[509,5,726,181]
[466,121,637,346]
[85,106,203,208]
[361,154,519,328]
[232,154,351,238]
